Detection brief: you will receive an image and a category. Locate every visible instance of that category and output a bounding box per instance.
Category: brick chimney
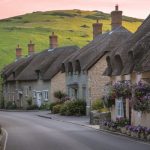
[111,4,122,30]
[16,44,22,60]
[28,40,35,55]
[49,32,58,49]
[92,19,103,39]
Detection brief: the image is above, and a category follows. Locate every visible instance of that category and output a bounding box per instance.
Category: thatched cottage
[1,33,79,108]
[62,5,132,114]
[104,14,150,127]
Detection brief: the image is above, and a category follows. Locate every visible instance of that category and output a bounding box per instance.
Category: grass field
[0,9,142,69]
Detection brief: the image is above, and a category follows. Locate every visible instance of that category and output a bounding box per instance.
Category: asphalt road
[0,111,150,150]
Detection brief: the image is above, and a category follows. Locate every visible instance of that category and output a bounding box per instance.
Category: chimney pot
[115,4,119,11]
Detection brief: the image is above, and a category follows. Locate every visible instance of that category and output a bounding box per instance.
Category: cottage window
[82,87,86,100]
[43,90,48,101]
[116,98,124,118]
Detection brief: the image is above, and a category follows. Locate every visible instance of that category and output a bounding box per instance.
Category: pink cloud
[0,0,149,19]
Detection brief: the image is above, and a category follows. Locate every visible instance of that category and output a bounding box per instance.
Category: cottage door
[36,92,42,107]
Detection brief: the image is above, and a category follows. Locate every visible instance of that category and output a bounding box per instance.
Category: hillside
[0,9,142,69]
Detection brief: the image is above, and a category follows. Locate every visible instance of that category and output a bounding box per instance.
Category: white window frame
[116,98,124,118]
[42,90,48,101]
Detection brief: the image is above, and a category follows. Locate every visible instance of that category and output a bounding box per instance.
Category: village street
[0,111,150,150]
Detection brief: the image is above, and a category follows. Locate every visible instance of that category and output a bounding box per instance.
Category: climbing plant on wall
[133,81,150,112]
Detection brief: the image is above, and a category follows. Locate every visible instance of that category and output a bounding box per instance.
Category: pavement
[36,111,99,129]
[0,111,150,150]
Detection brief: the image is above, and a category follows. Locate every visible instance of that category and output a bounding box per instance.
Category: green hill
[0,9,142,69]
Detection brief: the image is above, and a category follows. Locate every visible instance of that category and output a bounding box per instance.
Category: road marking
[2,128,8,150]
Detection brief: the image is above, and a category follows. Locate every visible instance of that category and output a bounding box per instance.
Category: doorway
[36,92,42,107]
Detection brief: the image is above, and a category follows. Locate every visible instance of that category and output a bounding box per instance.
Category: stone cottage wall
[50,72,66,102]
[88,55,110,103]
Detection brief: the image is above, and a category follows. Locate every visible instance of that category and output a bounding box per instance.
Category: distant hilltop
[0,9,142,69]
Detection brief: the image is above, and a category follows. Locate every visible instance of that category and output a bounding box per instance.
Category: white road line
[2,128,8,150]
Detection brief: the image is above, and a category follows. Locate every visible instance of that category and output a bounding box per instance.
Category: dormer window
[113,55,123,75]
[13,72,15,78]
[61,63,66,73]
[106,56,112,76]
[36,70,41,80]
[68,62,73,75]
[75,60,81,74]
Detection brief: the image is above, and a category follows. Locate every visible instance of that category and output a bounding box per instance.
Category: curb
[0,109,39,112]
[37,114,150,145]
[37,114,89,127]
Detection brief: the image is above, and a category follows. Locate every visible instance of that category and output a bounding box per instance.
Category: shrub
[92,99,103,110]
[27,98,32,106]
[40,103,50,110]
[52,104,62,114]
[6,101,17,109]
[54,91,67,100]
[60,100,86,116]
[26,104,39,110]
[49,101,64,111]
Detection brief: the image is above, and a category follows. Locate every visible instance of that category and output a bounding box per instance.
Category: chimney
[111,4,122,30]
[92,19,103,39]
[28,40,35,55]
[49,32,58,49]
[16,44,22,60]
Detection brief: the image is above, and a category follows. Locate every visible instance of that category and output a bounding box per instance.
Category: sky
[0,0,149,19]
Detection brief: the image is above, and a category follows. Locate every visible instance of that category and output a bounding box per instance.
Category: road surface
[0,111,150,150]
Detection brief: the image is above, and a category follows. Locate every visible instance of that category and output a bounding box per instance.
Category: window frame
[42,90,49,101]
[116,98,124,118]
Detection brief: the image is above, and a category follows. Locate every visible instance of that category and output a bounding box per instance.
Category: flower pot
[140,133,145,140]
[121,127,126,134]
[126,130,131,136]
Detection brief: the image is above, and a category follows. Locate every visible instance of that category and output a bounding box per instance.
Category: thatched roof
[133,32,150,72]
[1,55,36,81]
[105,14,150,76]
[2,46,79,82]
[63,26,131,72]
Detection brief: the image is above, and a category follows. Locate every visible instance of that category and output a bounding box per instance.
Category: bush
[26,104,39,110]
[40,103,50,110]
[92,99,103,110]
[60,100,86,116]
[49,101,64,111]
[52,104,62,114]
[6,101,17,109]
[27,98,32,106]
[54,91,67,100]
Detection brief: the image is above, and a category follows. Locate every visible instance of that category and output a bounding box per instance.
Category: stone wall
[88,55,110,103]
[131,110,150,128]
[50,72,66,102]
